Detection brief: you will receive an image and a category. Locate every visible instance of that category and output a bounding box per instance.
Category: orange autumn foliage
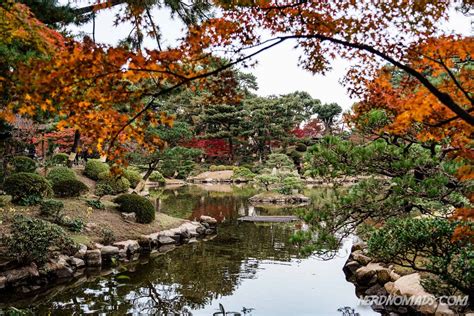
[351,36,473,240]
[0,2,234,162]
[0,2,64,56]
[353,36,473,156]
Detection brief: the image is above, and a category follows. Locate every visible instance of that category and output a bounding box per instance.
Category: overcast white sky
[64,2,472,111]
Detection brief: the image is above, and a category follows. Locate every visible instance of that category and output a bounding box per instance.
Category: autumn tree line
[0,0,472,306]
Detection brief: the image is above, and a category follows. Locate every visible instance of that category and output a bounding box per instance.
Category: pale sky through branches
[64,1,472,111]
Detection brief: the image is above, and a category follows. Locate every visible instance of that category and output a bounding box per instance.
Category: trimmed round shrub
[12,156,37,173]
[97,171,130,194]
[84,159,109,180]
[95,182,114,197]
[265,153,295,170]
[47,166,76,186]
[295,143,307,152]
[278,176,304,195]
[39,199,64,218]
[114,194,155,224]
[4,172,52,205]
[123,168,141,188]
[149,171,165,184]
[51,153,69,166]
[232,166,256,181]
[0,195,12,206]
[240,163,254,171]
[209,165,233,171]
[53,179,88,197]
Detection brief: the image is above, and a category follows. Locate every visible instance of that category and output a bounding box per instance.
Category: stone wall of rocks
[343,242,457,315]
[0,216,218,295]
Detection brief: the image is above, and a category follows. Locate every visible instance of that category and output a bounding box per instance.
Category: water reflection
[3,185,377,315]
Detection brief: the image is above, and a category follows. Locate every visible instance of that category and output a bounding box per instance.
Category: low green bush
[149,171,165,184]
[94,182,114,197]
[53,179,88,197]
[123,168,141,188]
[51,153,69,166]
[84,159,109,180]
[97,171,130,194]
[295,143,307,152]
[46,166,76,186]
[277,176,303,195]
[232,166,256,181]
[240,163,255,171]
[255,174,280,191]
[86,199,105,209]
[62,217,85,233]
[100,226,115,245]
[288,150,303,162]
[3,172,52,205]
[114,194,155,224]
[12,156,37,173]
[2,215,74,264]
[209,165,234,171]
[265,153,295,171]
[39,199,64,218]
[0,195,12,207]
[368,217,473,295]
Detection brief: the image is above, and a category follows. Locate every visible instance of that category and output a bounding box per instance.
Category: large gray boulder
[101,246,119,257]
[387,273,454,315]
[351,250,372,265]
[5,263,39,284]
[354,263,391,286]
[199,215,217,224]
[85,249,102,267]
[158,235,176,245]
[113,240,140,255]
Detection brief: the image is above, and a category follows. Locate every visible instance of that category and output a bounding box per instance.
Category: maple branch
[73,0,127,15]
[261,1,308,11]
[425,107,474,127]
[277,34,474,126]
[145,8,163,51]
[417,51,473,106]
[436,56,473,106]
[126,67,188,80]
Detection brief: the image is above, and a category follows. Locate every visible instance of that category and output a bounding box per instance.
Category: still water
[4,185,377,315]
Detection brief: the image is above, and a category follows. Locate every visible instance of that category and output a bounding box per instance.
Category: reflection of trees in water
[158,185,255,223]
[127,282,193,315]
[32,220,305,314]
[28,186,337,314]
[191,195,241,222]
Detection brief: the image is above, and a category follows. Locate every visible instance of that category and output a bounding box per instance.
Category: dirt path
[73,166,96,192]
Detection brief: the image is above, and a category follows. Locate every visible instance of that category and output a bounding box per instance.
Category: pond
[1,185,377,315]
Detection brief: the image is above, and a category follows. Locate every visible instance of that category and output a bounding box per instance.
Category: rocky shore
[0,215,218,296]
[343,242,467,315]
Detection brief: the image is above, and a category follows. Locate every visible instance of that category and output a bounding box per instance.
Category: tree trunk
[228,137,234,163]
[134,160,159,193]
[67,129,80,168]
[142,160,159,182]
